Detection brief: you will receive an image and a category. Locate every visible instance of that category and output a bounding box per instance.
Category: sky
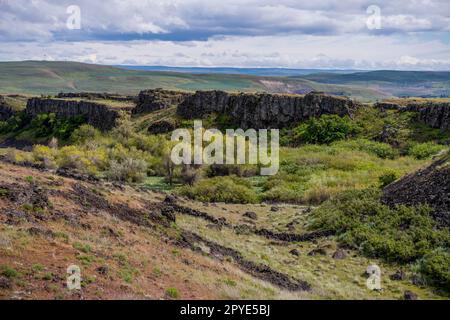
[1,0,450,70]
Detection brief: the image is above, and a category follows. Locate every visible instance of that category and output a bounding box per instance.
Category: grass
[165,287,180,299]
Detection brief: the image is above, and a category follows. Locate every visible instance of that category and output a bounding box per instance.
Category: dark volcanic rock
[332,249,347,260]
[289,249,300,256]
[25,98,129,131]
[0,276,12,289]
[382,155,450,228]
[177,91,358,129]
[0,96,14,121]
[56,92,135,102]
[403,290,418,300]
[308,247,327,256]
[390,270,407,281]
[404,102,450,131]
[134,88,191,114]
[148,119,176,134]
[243,211,257,220]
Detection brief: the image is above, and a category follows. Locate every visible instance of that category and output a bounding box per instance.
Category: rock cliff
[177,91,358,129]
[404,102,450,131]
[134,88,191,114]
[0,96,14,121]
[25,98,127,131]
[56,92,135,102]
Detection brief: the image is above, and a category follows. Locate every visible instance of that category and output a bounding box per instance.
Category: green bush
[334,139,399,159]
[378,171,398,188]
[178,176,258,203]
[416,248,450,291]
[0,112,30,134]
[310,189,450,263]
[165,287,180,299]
[289,115,358,145]
[408,142,445,160]
[29,113,85,140]
[107,158,148,183]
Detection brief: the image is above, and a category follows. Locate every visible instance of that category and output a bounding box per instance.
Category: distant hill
[1,61,450,101]
[118,65,361,77]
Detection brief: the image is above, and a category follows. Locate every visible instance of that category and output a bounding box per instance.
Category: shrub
[71,124,100,144]
[416,248,450,291]
[165,287,180,299]
[178,176,258,203]
[0,265,20,278]
[289,115,358,145]
[32,145,57,169]
[107,158,148,183]
[378,171,399,188]
[408,143,445,160]
[334,139,399,159]
[310,189,450,263]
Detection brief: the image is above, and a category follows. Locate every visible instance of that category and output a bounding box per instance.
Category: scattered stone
[403,290,418,300]
[332,249,347,260]
[308,248,327,256]
[96,266,109,275]
[270,206,279,212]
[390,270,406,281]
[0,276,12,289]
[163,195,177,204]
[289,249,300,256]
[243,211,257,220]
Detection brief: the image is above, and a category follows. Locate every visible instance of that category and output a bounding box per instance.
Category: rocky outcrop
[404,102,450,131]
[148,119,177,134]
[374,102,401,110]
[382,154,450,229]
[56,92,135,102]
[25,98,127,131]
[133,88,191,114]
[177,91,358,129]
[0,96,14,121]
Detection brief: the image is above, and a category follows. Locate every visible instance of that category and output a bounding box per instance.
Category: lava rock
[332,249,347,260]
[403,290,418,300]
[243,211,257,220]
[0,276,12,289]
[308,248,327,256]
[390,270,406,281]
[289,249,300,256]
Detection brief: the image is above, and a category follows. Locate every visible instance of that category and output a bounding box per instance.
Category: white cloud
[2,34,450,70]
[1,0,450,69]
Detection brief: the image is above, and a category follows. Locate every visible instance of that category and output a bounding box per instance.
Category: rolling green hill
[1,61,450,102]
[0,61,266,95]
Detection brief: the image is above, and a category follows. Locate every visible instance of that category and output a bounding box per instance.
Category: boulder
[243,211,257,220]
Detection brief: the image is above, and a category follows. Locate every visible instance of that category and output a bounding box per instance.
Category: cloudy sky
[1,0,450,70]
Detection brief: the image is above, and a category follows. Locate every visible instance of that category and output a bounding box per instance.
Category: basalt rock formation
[376,101,450,132]
[56,92,135,102]
[133,88,191,114]
[177,91,358,129]
[0,96,14,121]
[25,98,130,131]
[404,102,450,131]
[382,154,450,229]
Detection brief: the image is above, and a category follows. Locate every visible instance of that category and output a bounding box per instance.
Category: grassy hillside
[302,71,450,98]
[0,61,395,102]
[0,61,266,95]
